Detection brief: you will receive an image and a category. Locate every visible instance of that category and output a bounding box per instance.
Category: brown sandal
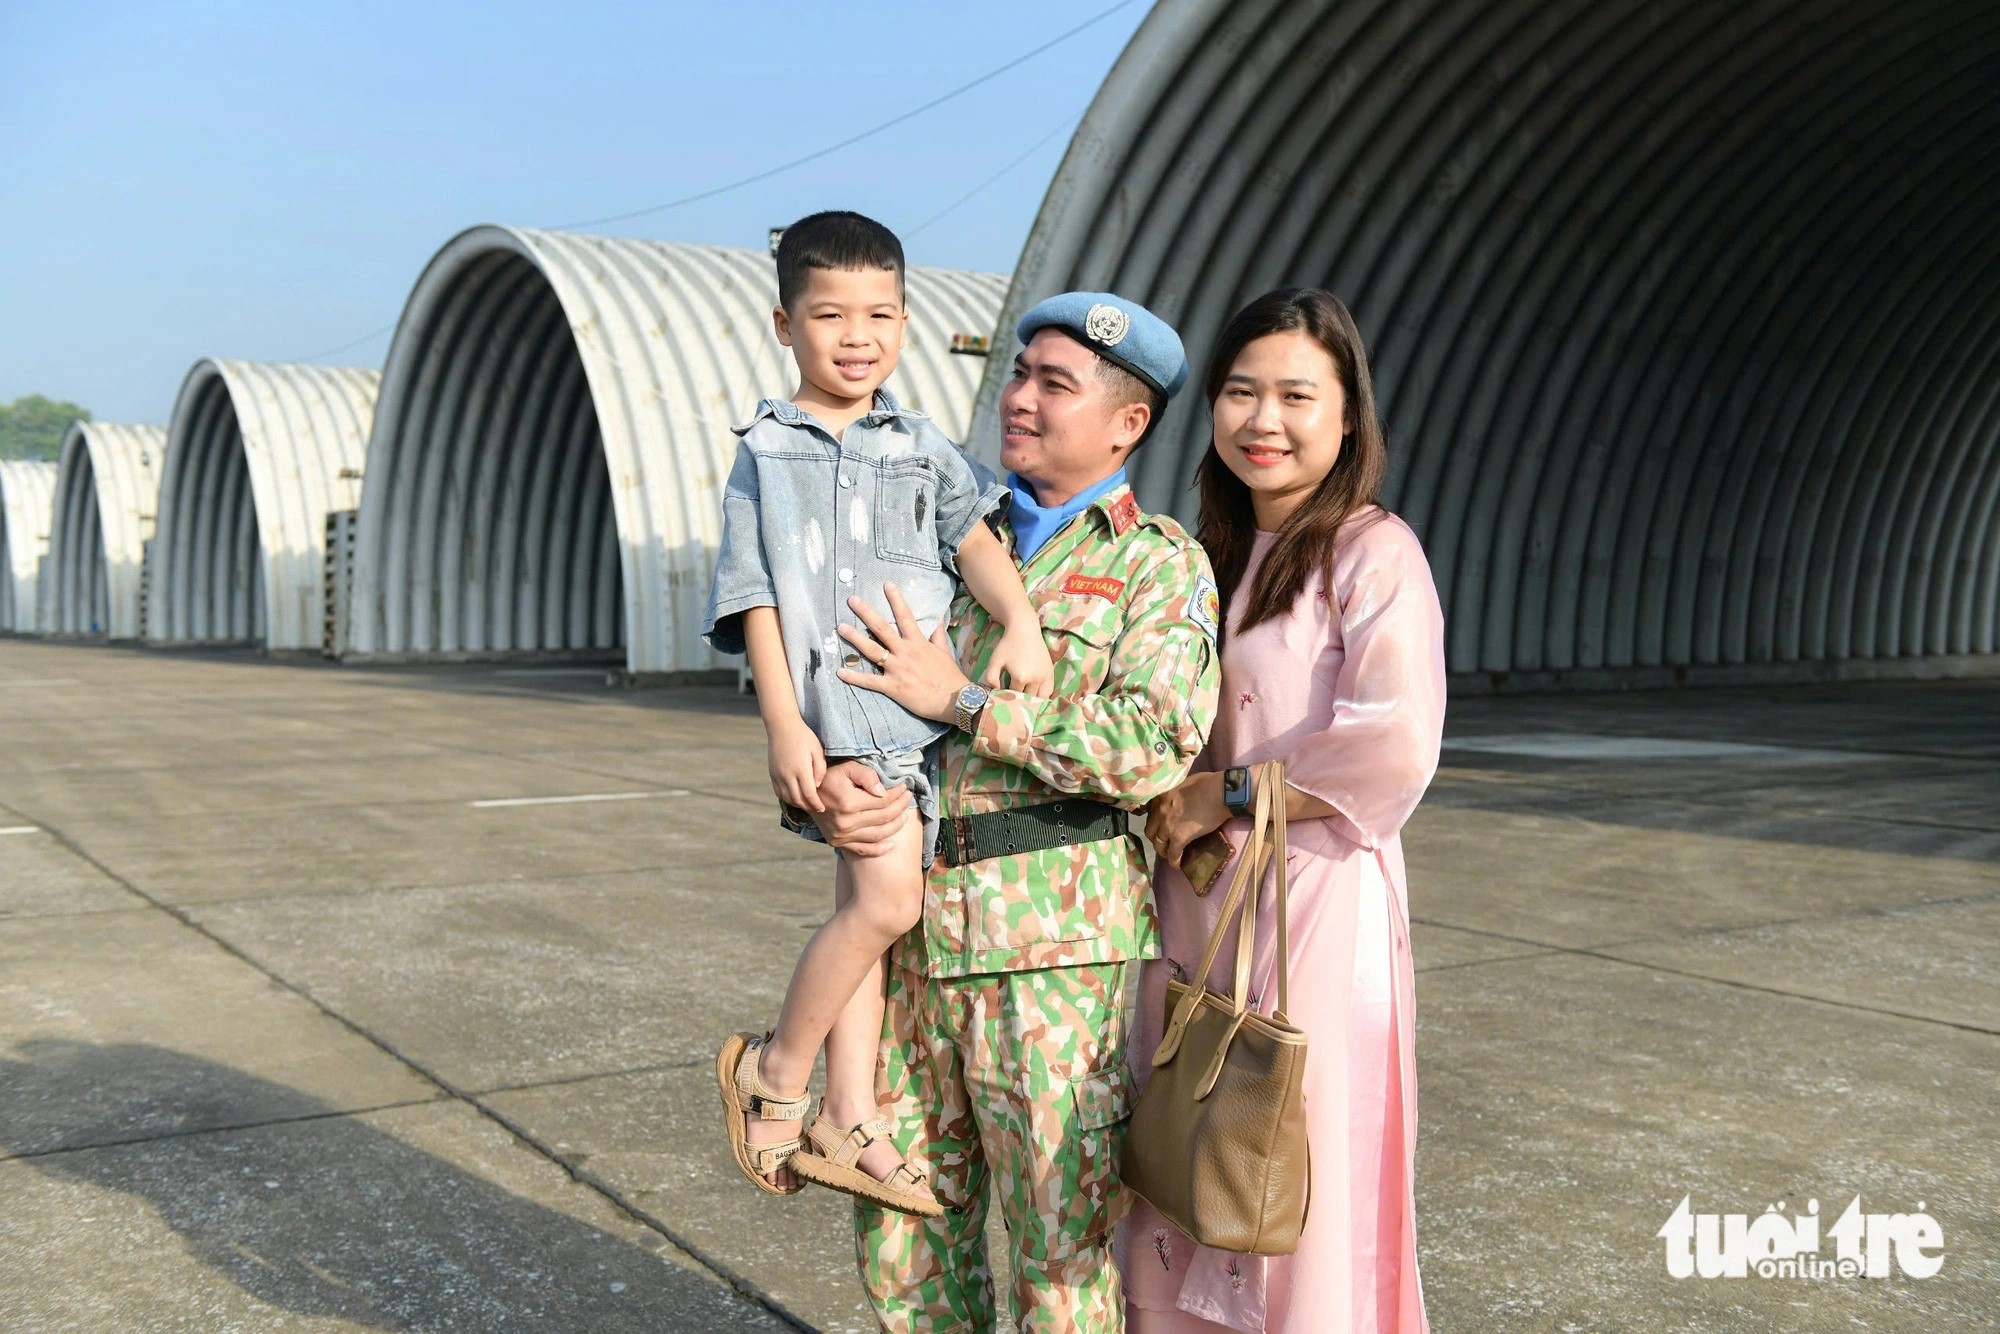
[715,1032,809,1196]
[790,1102,943,1217]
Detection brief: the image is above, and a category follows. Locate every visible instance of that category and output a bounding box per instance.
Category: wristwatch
[1221,765,1253,819]
[953,683,991,733]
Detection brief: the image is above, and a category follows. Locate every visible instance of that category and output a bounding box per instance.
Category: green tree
[0,395,91,461]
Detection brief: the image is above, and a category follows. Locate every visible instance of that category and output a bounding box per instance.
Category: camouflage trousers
[855,959,1134,1331]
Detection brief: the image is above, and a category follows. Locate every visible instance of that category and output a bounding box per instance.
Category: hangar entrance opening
[367,250,624,661]
[0,516,19,631]
[0,493,27,631]
[350,225,1004,676]
[50,453,110,636]
[984,0,2000,683]
[160,374,265,643]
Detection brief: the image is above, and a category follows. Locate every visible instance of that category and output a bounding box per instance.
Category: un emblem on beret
[1084,303,1130,347]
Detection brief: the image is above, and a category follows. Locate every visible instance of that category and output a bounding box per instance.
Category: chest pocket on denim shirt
[875,459,940,567]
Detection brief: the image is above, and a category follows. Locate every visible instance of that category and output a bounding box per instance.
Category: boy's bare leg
[745,807,928,1194]
[820,850,878,1097]
[820,868,915,1191]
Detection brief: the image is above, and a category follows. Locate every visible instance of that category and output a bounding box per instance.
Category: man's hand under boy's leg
[814,759,914,856]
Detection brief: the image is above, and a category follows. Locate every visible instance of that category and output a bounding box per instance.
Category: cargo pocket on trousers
[1046,1063,1134,1260]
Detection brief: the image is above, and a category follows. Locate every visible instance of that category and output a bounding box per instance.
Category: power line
[547,0,1138,231]
[297,1,1136,363]
[297,321,398,365]
[905,105,1087,240]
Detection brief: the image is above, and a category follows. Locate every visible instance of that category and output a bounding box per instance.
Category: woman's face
[1211,330,1350,527]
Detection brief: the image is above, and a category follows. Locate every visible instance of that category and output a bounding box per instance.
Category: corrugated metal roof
[0,460,57,633]
[348,225,1006,676]
[43,421,165,638]
[976,0,2000,675]
[151,358,381,650]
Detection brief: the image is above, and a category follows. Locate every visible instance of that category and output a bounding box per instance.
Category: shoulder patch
[1188,573,1221,640]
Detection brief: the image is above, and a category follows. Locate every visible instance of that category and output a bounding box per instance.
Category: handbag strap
[1231,760,1289,1019]
[1226,763,1265,1014]
[1193,761,1275,1013]
[1155,760,1292,1065]
[1269,759,1290,1019]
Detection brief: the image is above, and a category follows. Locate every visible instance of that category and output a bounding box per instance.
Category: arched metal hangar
[0,464,57,636]
[0,460,57,634]
[973,0,2000,685]
[43,421,165,639]
[149,359,380,652]
[346,225,1005,679]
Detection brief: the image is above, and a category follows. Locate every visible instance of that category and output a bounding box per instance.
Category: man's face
[998,329,1147,493]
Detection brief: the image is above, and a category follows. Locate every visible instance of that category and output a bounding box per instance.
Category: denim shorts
[780,745,941,870]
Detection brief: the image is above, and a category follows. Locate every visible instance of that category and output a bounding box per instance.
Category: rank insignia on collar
[1106,490,1140,535]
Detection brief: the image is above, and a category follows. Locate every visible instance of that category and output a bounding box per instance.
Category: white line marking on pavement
[488,668,614,678]
[468,790,691,809]
[0,826,43,836]
[1441,732,1867,763]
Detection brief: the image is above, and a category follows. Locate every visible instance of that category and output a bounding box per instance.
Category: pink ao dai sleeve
[1281,517,1447,851]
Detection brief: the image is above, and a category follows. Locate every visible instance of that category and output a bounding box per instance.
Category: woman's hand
[836,583,971,722]
[767,719,827,812]
[811,760,915,857]
[1145,770,1231,868]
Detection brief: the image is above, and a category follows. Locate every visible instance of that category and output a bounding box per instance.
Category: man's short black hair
[775,211,905,312]
[1091,354,1167,446]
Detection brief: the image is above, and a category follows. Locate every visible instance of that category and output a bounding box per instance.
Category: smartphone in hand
[1178,828,1235,897]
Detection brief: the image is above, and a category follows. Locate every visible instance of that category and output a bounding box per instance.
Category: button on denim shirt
[701,390,1008,759]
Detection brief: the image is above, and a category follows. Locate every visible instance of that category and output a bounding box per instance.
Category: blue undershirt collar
[1006,468,1127,563]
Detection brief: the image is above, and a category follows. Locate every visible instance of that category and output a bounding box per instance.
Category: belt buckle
[950,816,973,867]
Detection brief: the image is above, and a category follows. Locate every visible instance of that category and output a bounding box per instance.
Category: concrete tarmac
[0,640,1992,1331]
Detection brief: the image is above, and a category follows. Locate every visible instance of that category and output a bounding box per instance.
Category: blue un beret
[1016,291,1189,399]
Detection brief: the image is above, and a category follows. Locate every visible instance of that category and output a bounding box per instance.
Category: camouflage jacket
[910,481,1221,977]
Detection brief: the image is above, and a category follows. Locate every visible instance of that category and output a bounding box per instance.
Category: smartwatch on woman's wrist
[1221,765,1253,819]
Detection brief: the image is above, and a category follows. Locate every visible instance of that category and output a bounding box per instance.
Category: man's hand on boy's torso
[914,482,1222,978]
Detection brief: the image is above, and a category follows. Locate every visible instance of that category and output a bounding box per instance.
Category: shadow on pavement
[0,1040,783,1332]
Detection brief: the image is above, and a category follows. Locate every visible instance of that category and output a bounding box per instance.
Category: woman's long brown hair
[1196,288,1388,641]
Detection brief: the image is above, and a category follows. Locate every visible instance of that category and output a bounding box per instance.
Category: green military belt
[777,796,1131,867]
[934,798,1130,869]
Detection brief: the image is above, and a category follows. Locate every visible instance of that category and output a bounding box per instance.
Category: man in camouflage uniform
[816,292,1222,1330]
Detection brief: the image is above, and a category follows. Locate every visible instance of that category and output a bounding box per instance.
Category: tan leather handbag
[1122,759,1310,1255]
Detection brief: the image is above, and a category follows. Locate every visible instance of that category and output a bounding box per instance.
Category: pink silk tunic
[1123,509,1445,1334]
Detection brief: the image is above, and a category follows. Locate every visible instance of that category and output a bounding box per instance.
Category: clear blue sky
[0,0,1148,423]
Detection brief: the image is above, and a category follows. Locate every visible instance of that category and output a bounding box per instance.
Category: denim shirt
[701,389,1008,759]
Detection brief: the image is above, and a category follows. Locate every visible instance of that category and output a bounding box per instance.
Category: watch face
[1225,768,1250,812]
[957,685,988,728]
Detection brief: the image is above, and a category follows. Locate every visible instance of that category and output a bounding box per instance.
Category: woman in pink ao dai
[1125,288,1445,1333]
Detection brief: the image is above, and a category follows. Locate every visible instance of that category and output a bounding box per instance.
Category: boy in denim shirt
[703,211,1052,1215]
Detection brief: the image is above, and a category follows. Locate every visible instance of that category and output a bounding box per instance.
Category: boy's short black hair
[775,211,905,312]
